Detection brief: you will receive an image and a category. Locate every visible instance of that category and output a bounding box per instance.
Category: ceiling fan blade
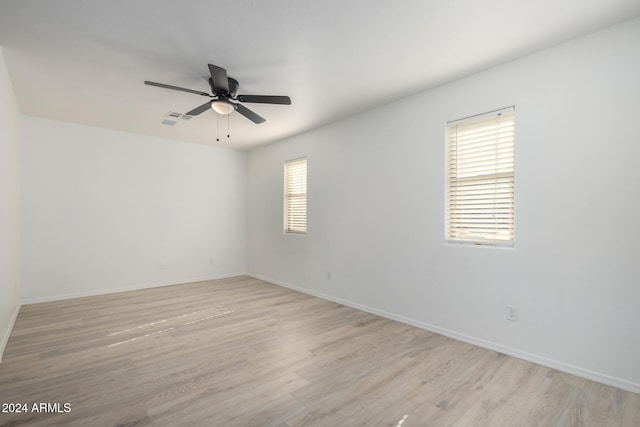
[237,95,291,105]
[144,81,211,97]
[208,64,229,93]
[235,103,266,124]
[186,101,212,116]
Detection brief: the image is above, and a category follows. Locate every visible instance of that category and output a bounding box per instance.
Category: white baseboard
[21,272,247,305]
[247,273,640,395]
[0,302,21,363]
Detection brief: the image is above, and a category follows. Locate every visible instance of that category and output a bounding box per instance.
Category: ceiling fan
[144,64,291,124]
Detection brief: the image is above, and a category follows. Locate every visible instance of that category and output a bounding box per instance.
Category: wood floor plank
[0,275,637,426]
[621,391,640,427]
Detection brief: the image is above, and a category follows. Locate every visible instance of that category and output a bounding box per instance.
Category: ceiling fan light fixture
[211,100,235,115]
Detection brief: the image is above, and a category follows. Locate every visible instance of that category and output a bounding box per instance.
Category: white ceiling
[1,0,639,150]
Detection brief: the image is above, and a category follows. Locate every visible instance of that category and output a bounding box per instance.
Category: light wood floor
[0,276,638,426]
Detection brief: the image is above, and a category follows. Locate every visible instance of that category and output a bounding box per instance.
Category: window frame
[445,107,515,247]
[284,157,307,235]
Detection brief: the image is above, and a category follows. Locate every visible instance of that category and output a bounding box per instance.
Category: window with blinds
[446,108,515,246]
[284,157,307,234]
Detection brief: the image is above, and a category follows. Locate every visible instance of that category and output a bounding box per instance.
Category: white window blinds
[447,108,515,246]
[285,158,307,234]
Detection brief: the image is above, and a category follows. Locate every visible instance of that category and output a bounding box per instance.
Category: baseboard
[21,272,247,305]
[247,273,640,395]
[0,302,21,363]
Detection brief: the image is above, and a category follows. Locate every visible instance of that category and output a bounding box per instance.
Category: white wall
[0,46,22,361]
[22,117,247,302]
[247,18,640,392]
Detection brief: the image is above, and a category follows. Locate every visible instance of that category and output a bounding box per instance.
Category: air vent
[161,111,191,126]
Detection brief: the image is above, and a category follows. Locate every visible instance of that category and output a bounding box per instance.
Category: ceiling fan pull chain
[227,113,230,139]
[216,113,220,142]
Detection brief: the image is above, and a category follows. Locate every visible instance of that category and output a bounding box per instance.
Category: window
[284,157,307,234]
[446,107,515,246]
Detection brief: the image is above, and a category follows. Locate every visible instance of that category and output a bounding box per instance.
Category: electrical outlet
[507,305,519,322]
[159,262,165,270]
[326,272,331,280]
[209,258,214,266]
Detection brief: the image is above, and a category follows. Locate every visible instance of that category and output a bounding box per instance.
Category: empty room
[1,1,639,425]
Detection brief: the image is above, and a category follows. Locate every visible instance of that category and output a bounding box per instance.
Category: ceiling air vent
[160,111,187,126]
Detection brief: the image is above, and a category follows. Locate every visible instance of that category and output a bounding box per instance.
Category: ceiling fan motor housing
[210,77,239,98]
